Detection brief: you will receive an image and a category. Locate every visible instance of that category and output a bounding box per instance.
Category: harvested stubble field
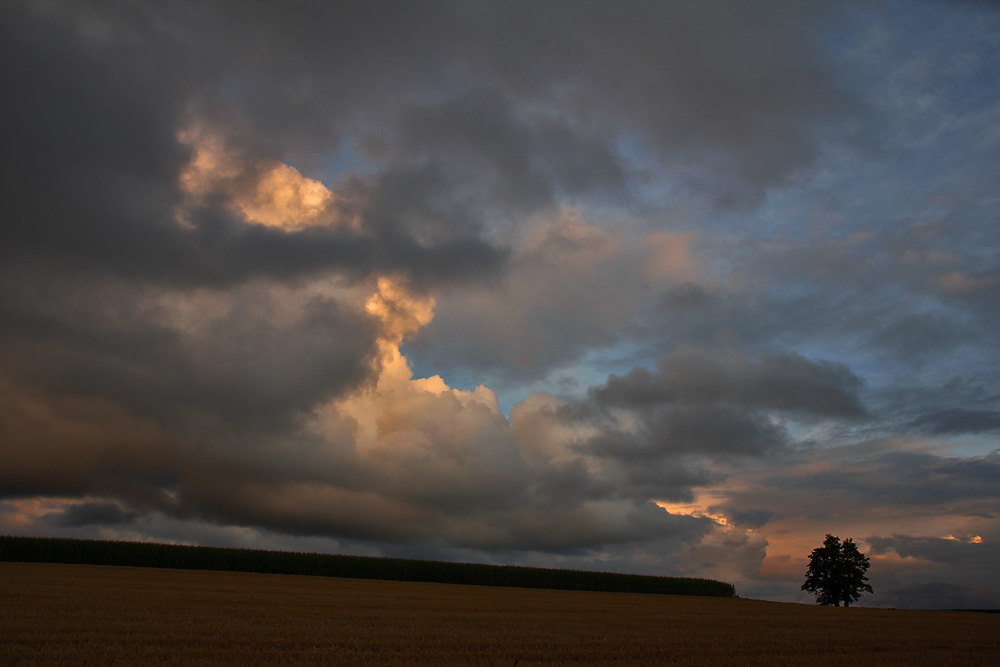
[1,563,997,666]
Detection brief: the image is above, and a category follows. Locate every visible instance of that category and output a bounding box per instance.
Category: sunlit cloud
[176,125,358,232]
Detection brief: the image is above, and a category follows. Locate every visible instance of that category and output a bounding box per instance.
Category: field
[2,563,997,665]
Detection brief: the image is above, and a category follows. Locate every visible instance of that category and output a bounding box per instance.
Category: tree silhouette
[802,534,873,606]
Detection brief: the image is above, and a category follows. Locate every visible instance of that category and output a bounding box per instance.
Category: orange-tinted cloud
[176,125,358,232]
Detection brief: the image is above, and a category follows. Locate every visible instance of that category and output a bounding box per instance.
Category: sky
[1,0,999,610]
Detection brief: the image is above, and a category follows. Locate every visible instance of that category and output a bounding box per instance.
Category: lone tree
[802,534,873,606]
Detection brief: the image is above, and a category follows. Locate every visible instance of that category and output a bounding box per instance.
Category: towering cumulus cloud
[2,0,999,609]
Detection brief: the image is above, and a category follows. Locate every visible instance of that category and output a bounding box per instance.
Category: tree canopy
[802,534,873,607]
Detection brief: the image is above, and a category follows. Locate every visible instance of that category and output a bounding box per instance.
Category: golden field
[1,562,997,665]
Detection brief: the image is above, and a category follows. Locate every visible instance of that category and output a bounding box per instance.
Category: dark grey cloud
[910,408,1000,435]
[0,378,181,500]
[780,449,1000,510]
[591,348,868,419]
[537,348,870,504]
[168,457,709,553]
[0,3,189,278]
[222,222,510,289]
[458,1,868,201]
[865,534,1000,609]
[0,272,379,434]
[587,404,786,462]
[616,459,719,505]
[868,534,1000,568]
[713,442,1000,541]
[150,0,867,191]
[384,90,628,216]
[41,501,140,528]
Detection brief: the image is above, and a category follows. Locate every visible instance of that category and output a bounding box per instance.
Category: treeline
[0,535,736,598]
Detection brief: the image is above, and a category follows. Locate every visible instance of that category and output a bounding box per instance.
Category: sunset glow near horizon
[2,1,998,609]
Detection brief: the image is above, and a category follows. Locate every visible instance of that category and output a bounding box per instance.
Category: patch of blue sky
[400,345,518,417]
[318,137,376,181]
[866,9,998,139]
[810,11,1000,225]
